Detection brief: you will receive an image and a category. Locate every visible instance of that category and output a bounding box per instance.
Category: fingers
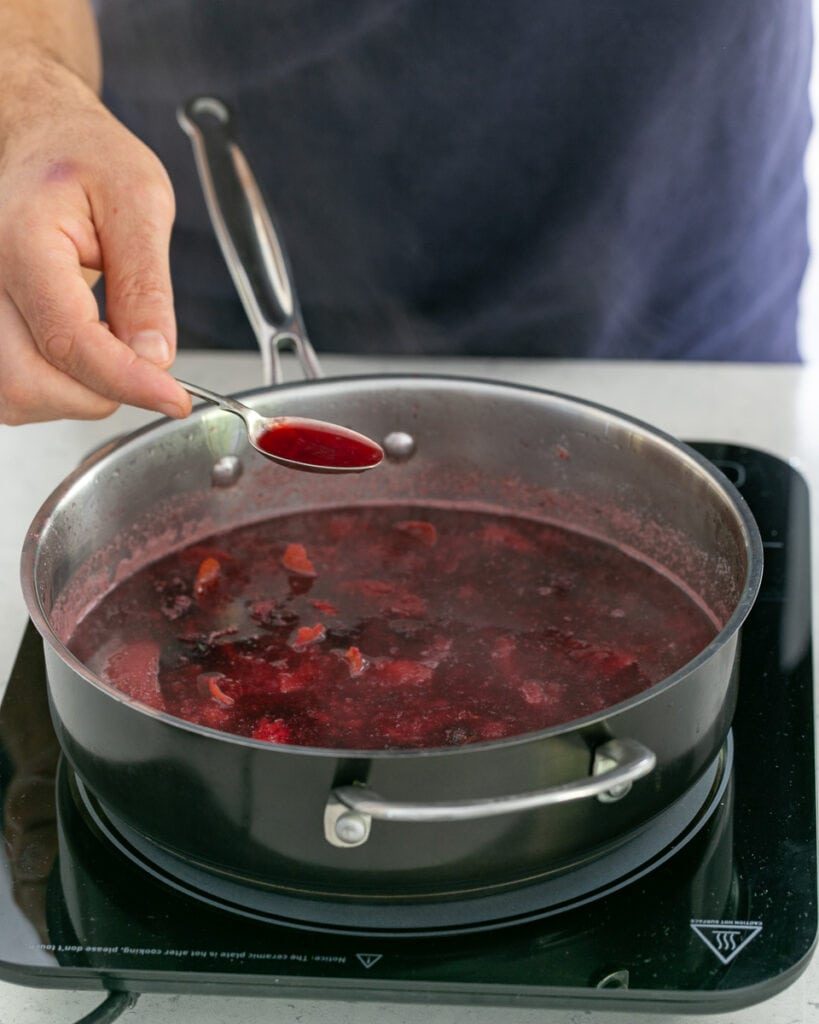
[0,294,120,424]
[2,229,191,419]
[47,318,192,418]
[0,106,188,423]
[94,163,178,367]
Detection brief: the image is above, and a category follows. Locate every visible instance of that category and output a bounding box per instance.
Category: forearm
[0,0,101,92]
[0,0,103,157]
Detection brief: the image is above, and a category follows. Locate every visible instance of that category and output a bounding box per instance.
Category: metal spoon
[178,380,384,474]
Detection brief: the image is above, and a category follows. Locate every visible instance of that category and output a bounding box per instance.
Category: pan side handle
[324,738,657,847]
[177,95,323,387]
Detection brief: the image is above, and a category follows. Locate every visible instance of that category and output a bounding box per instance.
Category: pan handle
[324,738,657,846]
[177,95,323,387]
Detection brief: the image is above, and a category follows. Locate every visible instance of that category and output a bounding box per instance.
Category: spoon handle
[176,379,254,422]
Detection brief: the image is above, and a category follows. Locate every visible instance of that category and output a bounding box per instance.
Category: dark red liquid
[256,420,383,469]
[69,505,717,751]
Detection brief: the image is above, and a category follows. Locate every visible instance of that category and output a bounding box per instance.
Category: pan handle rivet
[211,455,243,487]
[324,795,372,847]
[383,432,416,463]
[335,812,368,845]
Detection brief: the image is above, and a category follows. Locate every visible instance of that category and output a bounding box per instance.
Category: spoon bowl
[177,380,384,473]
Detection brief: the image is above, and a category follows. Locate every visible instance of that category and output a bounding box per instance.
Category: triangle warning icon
[356,953,383,969]
[690,920,762,965]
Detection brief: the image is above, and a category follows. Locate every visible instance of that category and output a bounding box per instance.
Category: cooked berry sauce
[255,420,383,469]
[68,505,717,750]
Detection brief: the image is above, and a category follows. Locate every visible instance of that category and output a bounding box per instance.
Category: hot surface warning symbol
[356,953,383,969]
[690,919,763,964]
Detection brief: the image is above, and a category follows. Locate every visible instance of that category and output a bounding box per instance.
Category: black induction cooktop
[0,443,815,1016]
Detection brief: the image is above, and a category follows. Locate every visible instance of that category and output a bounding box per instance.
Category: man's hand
[0,53,191,424]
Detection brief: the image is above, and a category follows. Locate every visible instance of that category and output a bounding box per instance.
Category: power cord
[72,992,140,1024]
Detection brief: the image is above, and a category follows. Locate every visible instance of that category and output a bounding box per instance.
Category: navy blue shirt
[96,0,811,361]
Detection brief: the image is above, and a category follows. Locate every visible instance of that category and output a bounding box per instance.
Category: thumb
[96,169,177,366]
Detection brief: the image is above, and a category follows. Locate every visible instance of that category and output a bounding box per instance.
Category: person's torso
[95,0,812,361]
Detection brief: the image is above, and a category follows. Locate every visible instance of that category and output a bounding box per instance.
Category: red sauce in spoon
[256,420,383,470]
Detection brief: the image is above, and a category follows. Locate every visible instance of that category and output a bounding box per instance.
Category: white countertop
[1,353,818,1024]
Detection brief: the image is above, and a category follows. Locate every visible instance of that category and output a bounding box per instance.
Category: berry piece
[290,623,326,650]
[394,520,438,546]
[281,543,317,577]
[160,593,193,620]
[194,556,221,597]
[197,672,235,706]
[252,717,292,744]
[372,659,434,688]
[344,646,366,676]
[521,681,545,705]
